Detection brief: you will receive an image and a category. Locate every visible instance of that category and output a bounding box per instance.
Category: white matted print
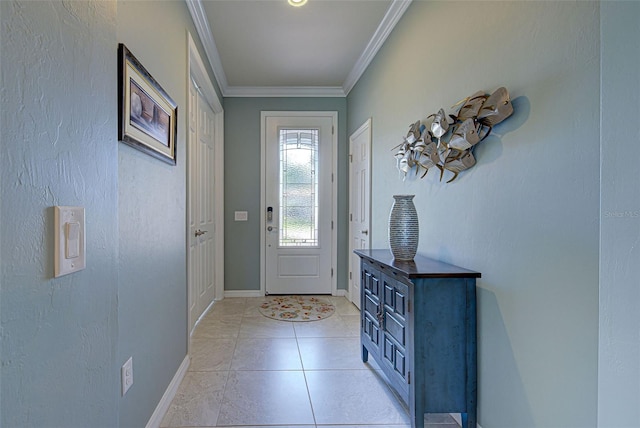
[118,43,177,165]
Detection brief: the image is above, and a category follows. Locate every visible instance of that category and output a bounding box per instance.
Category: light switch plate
[54,206,86,277]
[121,356,133,396]
[234,211,248,221]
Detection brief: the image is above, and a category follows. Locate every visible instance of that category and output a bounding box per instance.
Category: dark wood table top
[354,249,481,279]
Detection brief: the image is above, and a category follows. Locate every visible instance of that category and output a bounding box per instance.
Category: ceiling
[186,0,412,97]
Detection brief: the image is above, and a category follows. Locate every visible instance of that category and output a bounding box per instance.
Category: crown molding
[187,0,411,98]
[342,0,412,95]
[225,86,347,98]
[186,0,230,94]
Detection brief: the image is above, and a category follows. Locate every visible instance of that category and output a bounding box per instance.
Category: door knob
[361,230,369,235]
[195,229,208,237]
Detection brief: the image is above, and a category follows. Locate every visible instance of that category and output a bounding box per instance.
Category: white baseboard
[146,355,190,428]
[334,289,347,297]
[450,413,482,428]
[451,413,461,426]
[224,290,263,298]
[224,290,348,298]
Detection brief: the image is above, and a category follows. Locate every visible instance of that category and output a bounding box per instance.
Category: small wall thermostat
[54,206,86,277]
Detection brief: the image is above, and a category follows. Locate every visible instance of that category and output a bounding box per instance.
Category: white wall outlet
[121,356,133,396]
[54,206,86,277]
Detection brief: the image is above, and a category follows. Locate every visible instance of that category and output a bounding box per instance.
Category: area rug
[259,295,335,322]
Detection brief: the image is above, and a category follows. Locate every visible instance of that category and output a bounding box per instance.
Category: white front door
[263,112,336,295]
[349,119,372,308]
[188,78,216,332]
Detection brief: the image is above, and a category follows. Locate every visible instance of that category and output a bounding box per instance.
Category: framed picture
[118,43,177,165]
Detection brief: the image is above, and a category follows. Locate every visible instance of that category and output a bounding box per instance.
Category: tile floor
[161,296,461,428]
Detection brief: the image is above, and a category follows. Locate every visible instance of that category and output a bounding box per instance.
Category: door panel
[349,119,371,308]
[188,81,198,329]
[264,114,334,295]
[278,255,320,277]
[188,79,216,333]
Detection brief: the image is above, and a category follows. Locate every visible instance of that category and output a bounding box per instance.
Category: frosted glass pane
[279,129,318,247]
[285,192,314,208]
[282,206,315,243]
[285,158,313,184]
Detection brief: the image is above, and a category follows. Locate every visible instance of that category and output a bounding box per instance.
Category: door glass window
[279,128,319,247]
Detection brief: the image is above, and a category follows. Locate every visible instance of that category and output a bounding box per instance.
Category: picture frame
[118,43,177,165]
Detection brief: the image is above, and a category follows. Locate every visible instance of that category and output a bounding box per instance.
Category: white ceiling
[186,0,412,97]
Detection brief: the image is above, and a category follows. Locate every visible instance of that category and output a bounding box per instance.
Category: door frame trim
[187,33,225,335]
[260,111,338,296]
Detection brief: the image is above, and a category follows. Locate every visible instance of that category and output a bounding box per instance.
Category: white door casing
[261,111,337,295]
[348,118,372,308]
[187,33,224,336]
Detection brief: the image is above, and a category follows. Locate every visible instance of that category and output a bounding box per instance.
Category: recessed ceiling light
[288,0,307,7]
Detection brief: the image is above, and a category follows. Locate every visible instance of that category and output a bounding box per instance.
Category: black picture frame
[118,43,177,165]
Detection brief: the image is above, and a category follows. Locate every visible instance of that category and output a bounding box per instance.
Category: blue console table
[355,249,480,428]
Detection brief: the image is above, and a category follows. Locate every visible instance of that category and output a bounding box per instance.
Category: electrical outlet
[121,357,133,396]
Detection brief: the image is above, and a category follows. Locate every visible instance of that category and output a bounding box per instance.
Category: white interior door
[348,118,372,308]
[188,78,216,332]
[263,113,335,295]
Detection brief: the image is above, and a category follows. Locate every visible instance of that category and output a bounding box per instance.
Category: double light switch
[54,206,85,277]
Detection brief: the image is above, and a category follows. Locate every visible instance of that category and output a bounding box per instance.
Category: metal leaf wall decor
[394,87,514,183]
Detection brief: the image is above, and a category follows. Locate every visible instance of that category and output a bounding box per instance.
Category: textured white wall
[1,1,119,426]
[599,2,640,426]
[1,1,218,426]
[348,2,600,426]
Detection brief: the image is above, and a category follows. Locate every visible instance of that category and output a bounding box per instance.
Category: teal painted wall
[598,2,640,426]
[347,1,599,426]
[116,1,218,426]
[3,0,638,425]
[1,1,218,426]
[224,97,348,292]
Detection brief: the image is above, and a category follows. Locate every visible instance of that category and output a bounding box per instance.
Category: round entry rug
[259,295,335,322]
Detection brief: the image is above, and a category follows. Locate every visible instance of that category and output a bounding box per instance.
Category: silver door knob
[267,226,273,232]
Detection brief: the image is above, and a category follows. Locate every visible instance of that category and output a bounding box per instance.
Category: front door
[263,112,335,295]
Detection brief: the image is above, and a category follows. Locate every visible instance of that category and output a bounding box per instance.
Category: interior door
[188,78,216,332]
[349,119,372,308]
[264,114,334,295]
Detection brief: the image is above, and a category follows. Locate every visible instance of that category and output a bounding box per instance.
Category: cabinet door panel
[393,280,408,317]
[383,332,408,383]
[385,311,406,347]
[394,347,406,376]
[383,281,394,309]
[361,262,381,353]
[364,293,379,319]
[394,288,407,316]
[363,263,380,297]
[364,316,379,345]
[383,335,394,365]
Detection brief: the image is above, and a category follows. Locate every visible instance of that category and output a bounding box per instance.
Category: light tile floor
[161,296,460,428]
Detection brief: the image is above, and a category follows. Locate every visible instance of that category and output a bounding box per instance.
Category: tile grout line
[295,308,320,427]
[212,299,244,427]
[189,297,416,428]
